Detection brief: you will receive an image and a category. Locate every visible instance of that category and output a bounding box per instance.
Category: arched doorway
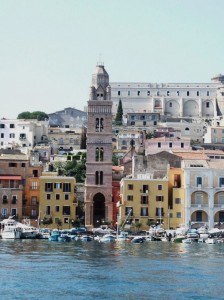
[93,193,105,227]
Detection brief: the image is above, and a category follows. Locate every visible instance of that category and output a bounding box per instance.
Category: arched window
[100,147,104,161]
[100,171,103,185]
[95,118,104,132]
[95,147,99,161]
[95,171,99,185]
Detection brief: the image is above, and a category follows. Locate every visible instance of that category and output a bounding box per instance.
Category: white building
[0,119,49,151]
[111,74,224,119]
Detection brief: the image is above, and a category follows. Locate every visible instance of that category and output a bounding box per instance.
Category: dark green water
[0,239,223,300]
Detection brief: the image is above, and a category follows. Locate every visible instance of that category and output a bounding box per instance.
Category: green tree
[64,154,86,183]
[115,99,123,125]
[17,111,49,121]
[112,153,119,166]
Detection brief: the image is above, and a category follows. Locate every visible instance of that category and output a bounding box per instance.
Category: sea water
[0,239,223,300]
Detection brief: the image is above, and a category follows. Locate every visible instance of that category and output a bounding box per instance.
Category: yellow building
[119,176,169,230]
[39,172,77,229]
[167,168,185,229]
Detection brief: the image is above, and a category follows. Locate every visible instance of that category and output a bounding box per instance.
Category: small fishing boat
[49,229,60,241]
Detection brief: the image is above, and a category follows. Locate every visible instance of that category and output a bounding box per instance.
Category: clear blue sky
[0,0,224,118]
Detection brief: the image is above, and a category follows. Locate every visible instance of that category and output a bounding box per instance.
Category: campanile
[85,64,113,228]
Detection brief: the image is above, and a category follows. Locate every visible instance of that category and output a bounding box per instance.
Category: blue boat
[49,230,60,241]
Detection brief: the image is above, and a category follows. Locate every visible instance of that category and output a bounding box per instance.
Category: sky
[0,0,224,119]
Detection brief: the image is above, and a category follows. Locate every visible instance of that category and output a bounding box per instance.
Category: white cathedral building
[111,73,224,120]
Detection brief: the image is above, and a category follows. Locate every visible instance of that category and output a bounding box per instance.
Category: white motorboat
[1,217,38,239]
[205,237,218,244]
[99,234,116,243]
[116,231,129,242]
[0,217,22,239]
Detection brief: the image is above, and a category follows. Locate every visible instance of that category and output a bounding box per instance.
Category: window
[174,174,181,187]
[45,183,53,192]
[1,133,4,138]
[127,195,133,201]
[147,91,150,96]
[31,181,38,190]
[176,212,181,218]
[31,210,37,216]
[128,184,133,190]
[157,91,159,96]
[142,185,148,193]
[195,193,203,204]
[181,142,184,148]
[128,91,131,96]
[46,206,51,215]
[158,185,162,190]
[21,163,26,167]
[158,142,161,148]
[9,133,15,138]
[63,206,70,215]
[1,208,8,217]
[169,142,172,148]
[175,198,181,204]
[11,195,16,204]
[156,207,164,217]
[207,91,210,96]
[46,194,51,200]
[219,178,224,187]
[11,208,17,217]
[118,91,121,96]
[141,207,148,216]
[55,194,60,200]
[177,91,180,96]
[141,196,148,205]
[10,124,15,128]
[187,91,190,96]
[125,207,133,216]
[156,196,164,202]
[63,183,71,192]
[54,183,62,189]
[169,102,172,107]
[9,163,17,167]
[64,194,69,200]
[55,206,60,212]
[64,217,69,224]
[167,91,170,96]
[0,124,5,128]
[206,102,210,108]
[218,195,224,204]
[20,133,26,140]
[196,211,202,222]
[96,147,104,161]
[196,177,202,187]
[31,196,37,205]
[95,118,104,132]
[137,91,140,96]
[197,91,199,96]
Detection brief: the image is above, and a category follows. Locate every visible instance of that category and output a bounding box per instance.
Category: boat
[182,238,193,244]
[115,231,129,242]
[131,236,144,243]
[99,234,116,243]
[58,233,71,242]
[80,235,94,242]
[0,217,22,239]
[205,237,218,244]
[38,228,51,239]
[49,229,60,241]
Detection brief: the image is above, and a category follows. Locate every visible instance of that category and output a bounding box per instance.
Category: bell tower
[85,63,113,229]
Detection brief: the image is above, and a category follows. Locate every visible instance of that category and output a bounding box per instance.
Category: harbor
[0,238,223,300]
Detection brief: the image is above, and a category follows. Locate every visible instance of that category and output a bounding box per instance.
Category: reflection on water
[0,240,223,299]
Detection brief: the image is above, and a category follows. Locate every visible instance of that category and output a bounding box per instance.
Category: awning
[0,176,22,180]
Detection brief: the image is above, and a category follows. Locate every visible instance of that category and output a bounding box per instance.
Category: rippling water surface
[0,239,224,300]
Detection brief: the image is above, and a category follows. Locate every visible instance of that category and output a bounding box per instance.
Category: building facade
[111,74,224,118]
[85,64,113,228]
